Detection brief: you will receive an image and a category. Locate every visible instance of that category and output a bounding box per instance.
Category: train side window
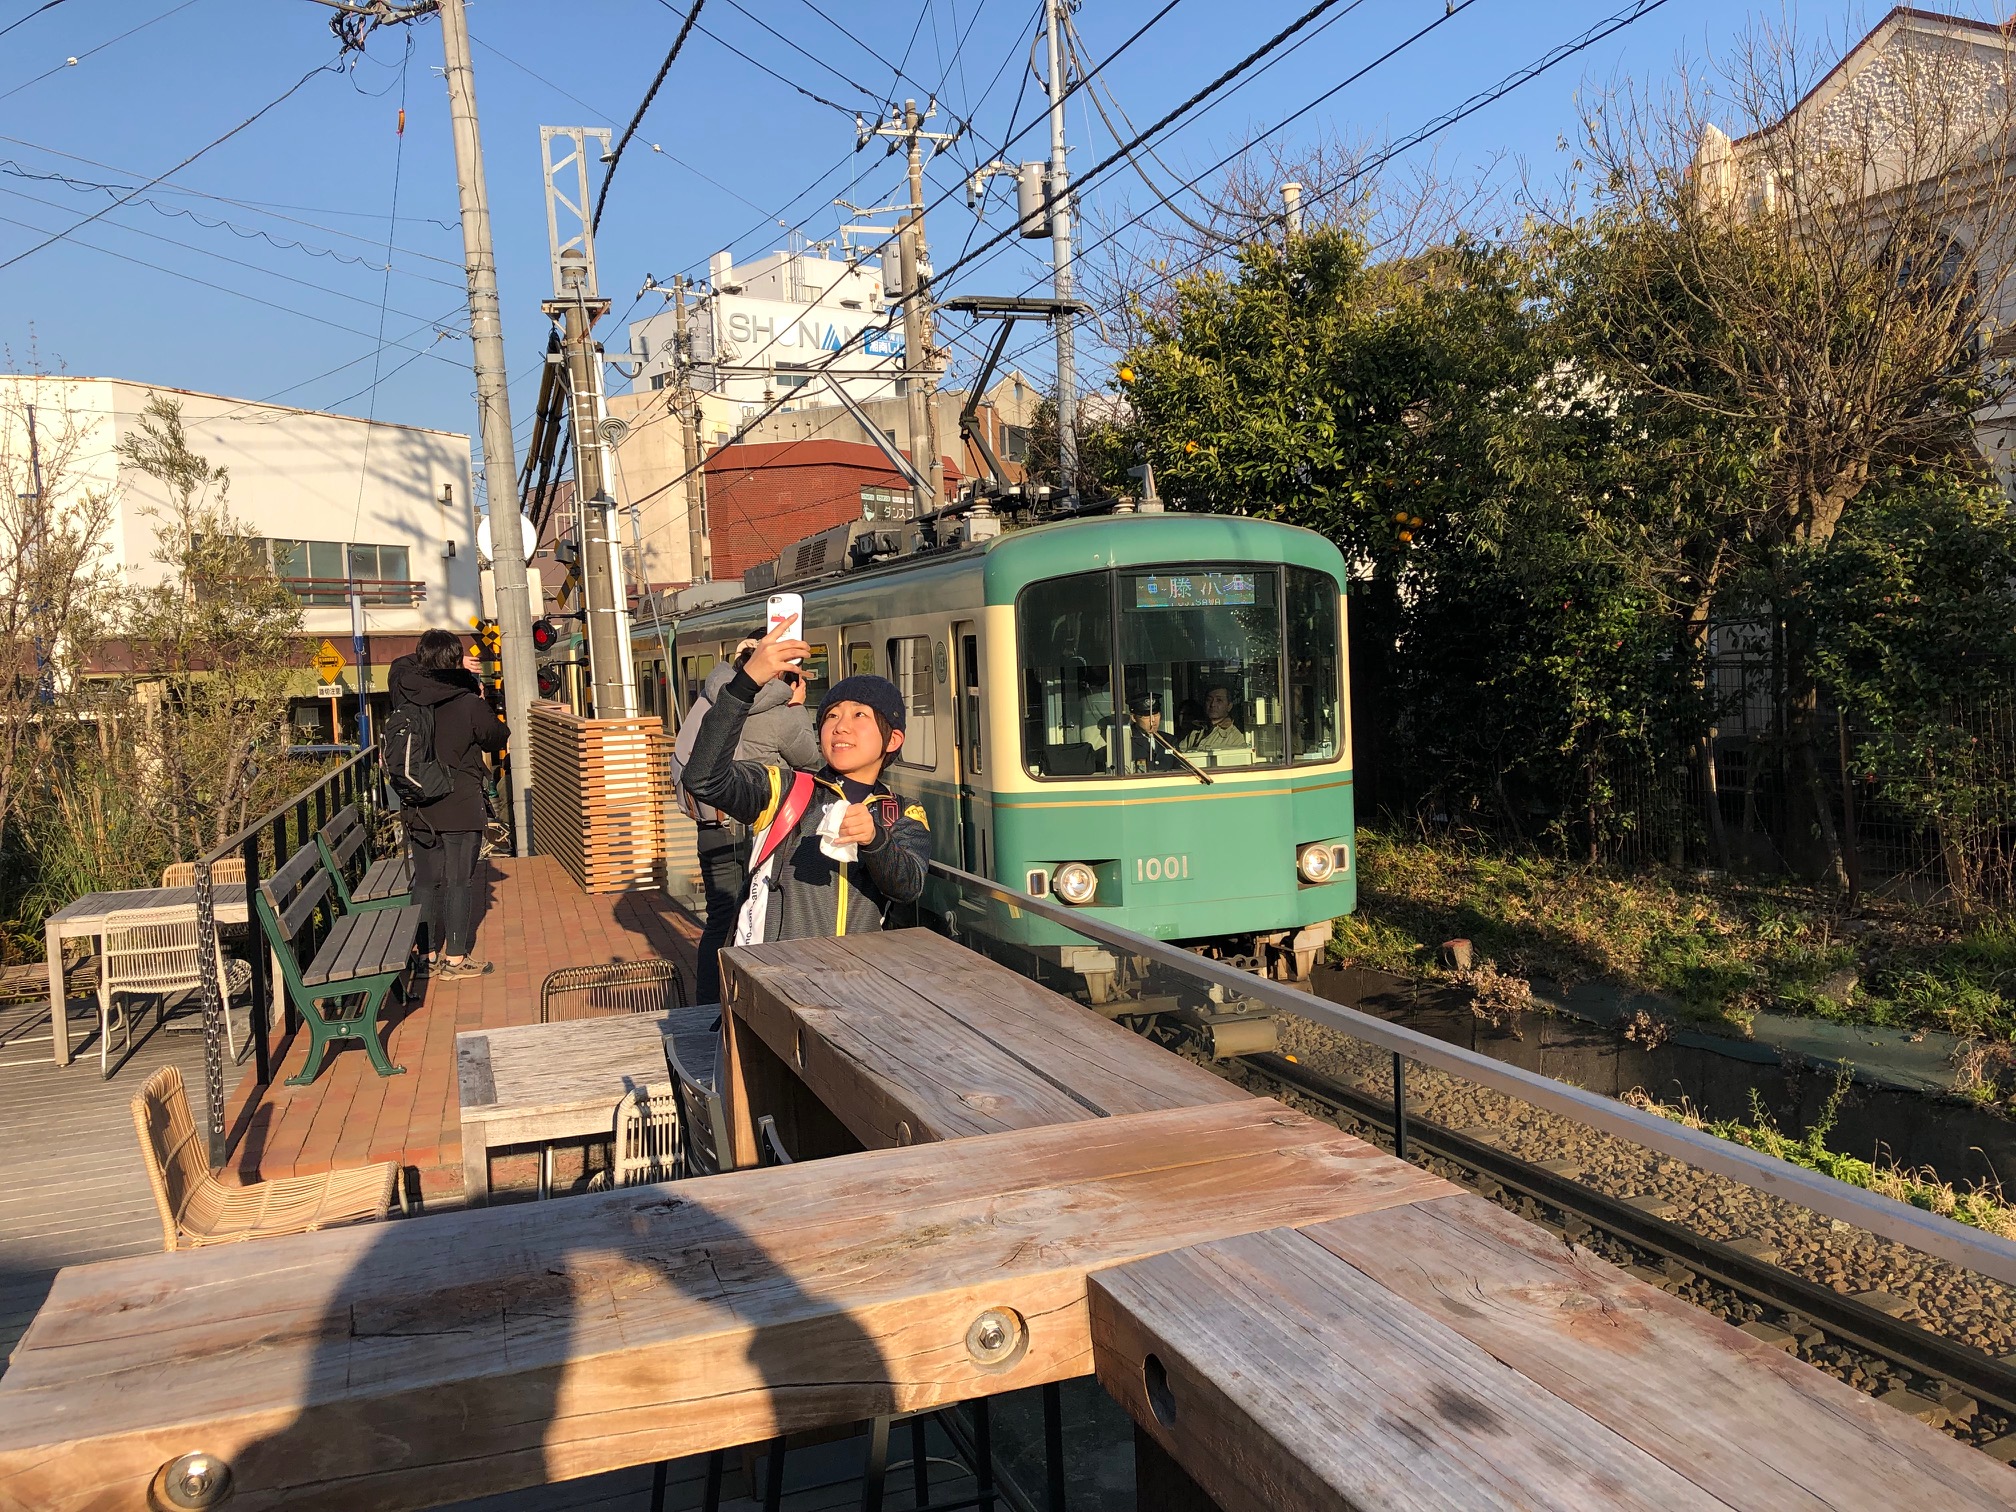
[885,636,939,768]
[961,633,981,776]
[848,643,875,677]
[802,643,831,705]
[679,652,716,713]
[1018,572,1116,778]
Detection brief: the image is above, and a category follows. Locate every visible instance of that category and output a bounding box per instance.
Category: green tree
[117,394,302,856]
[1801,477,2016,909]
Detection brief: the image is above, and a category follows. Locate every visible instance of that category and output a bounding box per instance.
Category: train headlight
[1297,842,1338,885]
[1052,862,1099,906]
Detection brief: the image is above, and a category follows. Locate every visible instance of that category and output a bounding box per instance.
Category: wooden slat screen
[528,702,670,894]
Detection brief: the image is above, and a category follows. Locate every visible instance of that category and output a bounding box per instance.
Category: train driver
[1124,693,1183,773]
[1178,682,1251,754]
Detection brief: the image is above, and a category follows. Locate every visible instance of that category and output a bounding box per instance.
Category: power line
[595,0,707,234]
[650,0,859,119]
[0,0,208,104]
[0,179,460,327]
[0,157,467,288]
[0,207,467,359]
[0,0,72,42]
[0,55,341,272]
[714,0,891,109]
[349,34,415,536]
[788,0,933,99]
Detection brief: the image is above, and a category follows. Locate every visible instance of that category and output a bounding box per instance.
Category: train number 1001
[1135,855,1191,882]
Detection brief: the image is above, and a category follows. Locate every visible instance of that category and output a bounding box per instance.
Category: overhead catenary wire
[650,0,860,120]
[0,0,72,42]
[595,0,706,234]
[349,36,414,536]
[0,55,342,273]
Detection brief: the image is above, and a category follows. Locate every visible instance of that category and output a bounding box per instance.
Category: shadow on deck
[222,855,701,1203]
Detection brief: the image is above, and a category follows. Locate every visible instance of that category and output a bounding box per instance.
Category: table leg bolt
[150,1452,234,1510]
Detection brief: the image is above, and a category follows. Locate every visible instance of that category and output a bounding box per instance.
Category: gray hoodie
[700,659,822,774]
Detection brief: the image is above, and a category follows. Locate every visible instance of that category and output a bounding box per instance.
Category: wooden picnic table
[456,1005,717,1204]
[1097,1192,2016,1511]
[40,885,250,1069]
[715,928,1247,1166]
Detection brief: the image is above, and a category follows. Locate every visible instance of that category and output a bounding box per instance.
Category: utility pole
[1044,0,1078,501]
[541,127,635,719]
[439,0,538,852]
[864,101,957,517]
[672,275,711,582]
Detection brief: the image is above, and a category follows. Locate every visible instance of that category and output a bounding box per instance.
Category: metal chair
[539,959,686,1023]
[160,857,247,889]
[98,908,251,1079]
[665,1033,732,1178]
[755,1113,793,1168]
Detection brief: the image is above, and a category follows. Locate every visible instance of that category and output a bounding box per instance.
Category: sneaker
[435,958,494,981]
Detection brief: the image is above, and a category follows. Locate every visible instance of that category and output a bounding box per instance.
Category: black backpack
[381,701,455,808]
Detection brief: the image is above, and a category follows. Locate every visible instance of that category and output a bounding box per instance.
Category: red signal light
[532,618,558,652]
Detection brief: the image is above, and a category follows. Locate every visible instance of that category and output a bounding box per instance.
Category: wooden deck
[221,854,699,1201]
[0,995,211,1372]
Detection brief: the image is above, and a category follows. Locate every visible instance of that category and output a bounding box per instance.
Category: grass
[1626,1076,2016,1239]
[1332,828,2016,1045]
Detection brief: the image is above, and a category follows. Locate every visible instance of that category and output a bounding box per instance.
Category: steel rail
[1247,1049,2016,1423]
[926,861,2016,1287]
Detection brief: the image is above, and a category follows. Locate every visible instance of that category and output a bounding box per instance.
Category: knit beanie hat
[818,674,907,733]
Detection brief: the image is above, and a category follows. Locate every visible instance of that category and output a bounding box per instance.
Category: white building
[628,245,905,408]
[0,374,480,740]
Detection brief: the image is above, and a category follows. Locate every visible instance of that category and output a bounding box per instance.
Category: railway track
[1232,1047,2016,1452]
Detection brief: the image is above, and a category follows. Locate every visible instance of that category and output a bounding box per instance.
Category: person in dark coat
[388,629,509,980]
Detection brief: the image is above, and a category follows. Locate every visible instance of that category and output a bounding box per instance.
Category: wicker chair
[160,857,248,889]
[131,1065,399,1250]
[539,959,687,1023]
[98,907,253,1079]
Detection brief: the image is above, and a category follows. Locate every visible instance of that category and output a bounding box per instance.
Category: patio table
[40,884,251,1068]
[456,1004,717,1205]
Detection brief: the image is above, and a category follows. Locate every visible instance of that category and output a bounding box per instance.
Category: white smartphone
[767,592,804,664]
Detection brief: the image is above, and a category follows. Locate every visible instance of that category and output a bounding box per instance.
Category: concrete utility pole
[1044,0,1078,500]
[866,101,957,517]
[439,0,537,853]
[672,276,711,582]
[541,127,635,719]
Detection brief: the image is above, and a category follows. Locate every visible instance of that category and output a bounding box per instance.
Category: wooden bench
[314,803,413,913]
[254,844,418,1085]
[1093,1192,2015,1512]
[715,928,1247,1165]
[0,1100,1450,1512]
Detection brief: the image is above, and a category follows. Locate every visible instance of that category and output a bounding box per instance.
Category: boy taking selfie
[682,616,930,949]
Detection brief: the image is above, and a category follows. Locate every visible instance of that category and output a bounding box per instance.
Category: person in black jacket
[388,629,509,980]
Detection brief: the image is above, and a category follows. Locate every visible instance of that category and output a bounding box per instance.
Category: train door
[953,622,982,874]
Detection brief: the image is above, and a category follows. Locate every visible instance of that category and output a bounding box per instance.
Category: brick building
[701,438,961,583]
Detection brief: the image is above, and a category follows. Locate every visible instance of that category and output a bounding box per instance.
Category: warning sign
[313,639,346,683]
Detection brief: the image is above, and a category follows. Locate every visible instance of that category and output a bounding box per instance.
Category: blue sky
[0,1,1966,498]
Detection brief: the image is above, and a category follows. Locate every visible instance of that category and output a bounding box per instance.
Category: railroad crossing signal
[470,616,502,663]
[313,638,346,683]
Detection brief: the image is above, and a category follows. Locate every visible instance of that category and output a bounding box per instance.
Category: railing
[188,748,385,1163]
[279,575,427,607]
[921,861,2016,1289]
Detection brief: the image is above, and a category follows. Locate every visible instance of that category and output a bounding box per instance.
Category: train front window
[1287,568,1343,763]
[1119,568,1283,772]
[1019,572,1117,777]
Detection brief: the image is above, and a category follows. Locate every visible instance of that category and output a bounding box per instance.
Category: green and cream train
[640,510,1355,1011]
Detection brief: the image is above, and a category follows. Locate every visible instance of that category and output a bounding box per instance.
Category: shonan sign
[718,297,903,364]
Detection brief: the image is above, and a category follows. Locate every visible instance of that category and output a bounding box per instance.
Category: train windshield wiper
[1152,729,1213,785]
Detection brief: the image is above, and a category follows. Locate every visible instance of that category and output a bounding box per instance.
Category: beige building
[1691,6,2016,482]
[0,373,479,734]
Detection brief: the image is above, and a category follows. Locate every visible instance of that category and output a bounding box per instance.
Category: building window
[255,538,421,606]
[886,635,937,768]
[860,486,913,522]
[772,370,811,391]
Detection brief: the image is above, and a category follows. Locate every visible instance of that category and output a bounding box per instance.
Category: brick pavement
[223,855,701,1202]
